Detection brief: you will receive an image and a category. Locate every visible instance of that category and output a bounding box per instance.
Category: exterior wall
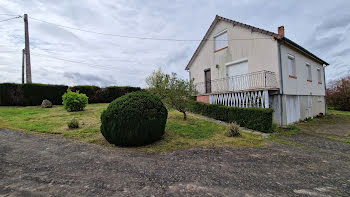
[187,19,327,126]
[270,94,282,125]
[188,20,280,94]
[197,95,209,103]
[280,44,326,96]
[281,95,326,125]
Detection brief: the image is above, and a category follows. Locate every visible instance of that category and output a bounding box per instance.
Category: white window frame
[214,30,228,52]
[306,63,312,82]
[287,54,296,78]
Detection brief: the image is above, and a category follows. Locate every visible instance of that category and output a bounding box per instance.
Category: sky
[0,0,349,88]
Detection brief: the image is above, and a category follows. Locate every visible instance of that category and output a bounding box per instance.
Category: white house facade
[185,15,329,125]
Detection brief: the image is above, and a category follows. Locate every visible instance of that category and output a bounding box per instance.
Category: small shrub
[41,99,52,108]
[62,89,88,112]
[68,117,79,129]
[225,122,241,137]
[100,91,168,146]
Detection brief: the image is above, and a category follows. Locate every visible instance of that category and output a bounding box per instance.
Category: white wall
[280,44,326,96]
[188,20,280,94]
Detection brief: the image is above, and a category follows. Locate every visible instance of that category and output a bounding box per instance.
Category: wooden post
[22,49,25,84]
[24,14,32,83]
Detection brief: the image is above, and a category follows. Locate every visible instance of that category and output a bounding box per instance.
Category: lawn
[0,104,263,151]
[294,108,350,143]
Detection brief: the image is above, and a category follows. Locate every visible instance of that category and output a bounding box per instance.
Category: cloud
[63,72,116,87]
[0,0,349,87]
[305,33,345,52]
[333,48,350,57]
[315,14,350,33]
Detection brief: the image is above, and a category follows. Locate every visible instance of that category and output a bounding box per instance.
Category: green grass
[0,104,263,151]
[327,107,350,116]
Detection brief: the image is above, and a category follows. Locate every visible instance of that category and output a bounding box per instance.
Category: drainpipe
[278,42,284,126]
[323,65,327,115]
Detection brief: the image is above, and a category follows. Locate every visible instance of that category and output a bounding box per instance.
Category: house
[185,15,329,125]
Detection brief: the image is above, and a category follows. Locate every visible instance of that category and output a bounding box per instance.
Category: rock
[41,99,53,108]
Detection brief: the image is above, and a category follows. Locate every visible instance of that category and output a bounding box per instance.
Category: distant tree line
[326,72,350,111]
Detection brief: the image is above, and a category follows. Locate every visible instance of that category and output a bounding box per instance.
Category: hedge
[0,83,141,106]
[188,101,274,132]
[0,83,68,106]
[70,86,142,103]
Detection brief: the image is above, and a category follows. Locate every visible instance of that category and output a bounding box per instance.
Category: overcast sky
[0,0,349,87]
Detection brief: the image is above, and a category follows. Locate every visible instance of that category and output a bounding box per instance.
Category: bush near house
[100,91,168,146]
[0,83,141,106]
[188,101,274,132]
[0,83,68,106]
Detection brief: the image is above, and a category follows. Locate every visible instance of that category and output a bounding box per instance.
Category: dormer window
[214,31,228,52]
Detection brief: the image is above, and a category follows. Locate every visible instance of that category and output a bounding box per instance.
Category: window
[214,31,228,52]
[306,63,312,82]
[288,54,296,78]
[317,68,322,84]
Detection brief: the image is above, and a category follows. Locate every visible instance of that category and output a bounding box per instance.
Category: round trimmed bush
[100,91,168,146]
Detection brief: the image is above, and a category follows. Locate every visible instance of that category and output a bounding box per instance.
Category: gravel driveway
[0,128,349,197]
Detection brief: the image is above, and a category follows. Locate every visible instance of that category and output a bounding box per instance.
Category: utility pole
[24,14,32,83]
[22,49,25,84]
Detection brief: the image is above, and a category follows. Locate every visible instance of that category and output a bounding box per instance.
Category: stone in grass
[41,99,52,108]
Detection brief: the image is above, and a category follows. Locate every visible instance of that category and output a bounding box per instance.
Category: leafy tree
[326,72,350,111]
[146,69,197,120]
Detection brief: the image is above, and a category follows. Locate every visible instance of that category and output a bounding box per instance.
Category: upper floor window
[317,68,322,84]
[306,63,312,82]
[214,31,228,52]
[288,54,296,78]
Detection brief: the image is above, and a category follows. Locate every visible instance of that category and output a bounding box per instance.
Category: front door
[204,69,211,93]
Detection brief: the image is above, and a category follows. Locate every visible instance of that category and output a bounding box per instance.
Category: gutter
[323,65,327,115]
[278,42,284,126]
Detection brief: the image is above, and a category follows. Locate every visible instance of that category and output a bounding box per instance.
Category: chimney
[278,26,285,38]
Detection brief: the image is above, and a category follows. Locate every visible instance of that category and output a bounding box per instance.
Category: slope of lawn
[0,104,262,151]
[295,108,350,143]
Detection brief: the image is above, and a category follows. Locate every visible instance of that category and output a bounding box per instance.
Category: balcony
[194,70,279,95]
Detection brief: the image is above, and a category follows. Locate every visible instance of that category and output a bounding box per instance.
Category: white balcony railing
[194,70,279,95]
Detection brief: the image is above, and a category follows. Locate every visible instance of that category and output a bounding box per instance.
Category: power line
[0,51,149,70]
[0,51,21,53]
[28,16,272,42]
[31,52,145,65]
[30,52,123,71]
[0,16,21,23]
[0,14,20,16]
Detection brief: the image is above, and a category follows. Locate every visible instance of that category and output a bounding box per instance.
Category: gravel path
[0,128,349,196]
